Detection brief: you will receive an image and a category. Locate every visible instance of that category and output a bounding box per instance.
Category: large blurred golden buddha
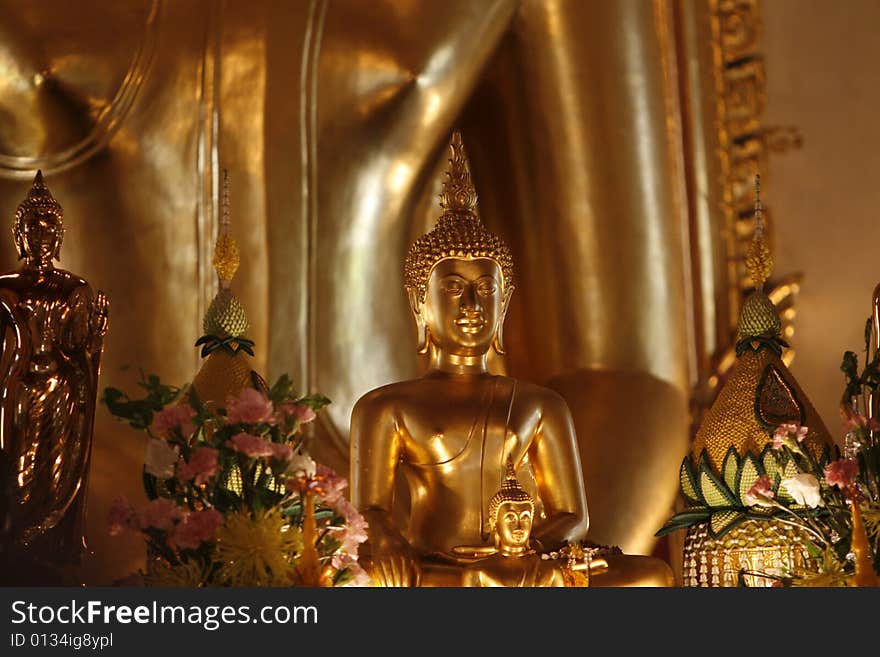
[350,134,672,587]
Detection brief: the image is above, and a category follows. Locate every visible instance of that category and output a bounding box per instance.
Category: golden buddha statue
[0,171,108,572]
[350,133,672,587]
[462,459,573,587]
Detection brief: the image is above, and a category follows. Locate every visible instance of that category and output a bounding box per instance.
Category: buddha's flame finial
[439,131,478,221]
[404,131,514,303]
[745,174,773,290]
[213,170,240,288]
[16,169,64,224]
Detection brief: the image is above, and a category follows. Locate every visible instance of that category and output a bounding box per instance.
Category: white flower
[144,438,179,479]
[286,453,316,478]
[781,473,823,508]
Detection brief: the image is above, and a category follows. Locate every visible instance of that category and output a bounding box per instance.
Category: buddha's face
[495,500,533,550]
[17,212,62,264]
[422,257,506,356]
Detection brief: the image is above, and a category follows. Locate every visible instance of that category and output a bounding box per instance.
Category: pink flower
[171,509,223,550]
[744,475,775,507]
[292,404,316,423]
[138,498,182,531]
[269,442,293,462]
[824,458,859,490]
[226,388,275,425]
[331,553,371,587]
[843,413,880,433]
[107,496,136,536]
[771,427,787,450]
[227,432,274,458]
[315,464,348,506]
[276,402,317,425]
[152,405,197,438]
[771,423,808,450]
[176,447,220,485]
[330,497,369,555]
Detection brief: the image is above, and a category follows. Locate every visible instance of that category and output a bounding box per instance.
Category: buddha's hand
[367,548,421,588]
[89,291,109,339]
[359,509,420,587]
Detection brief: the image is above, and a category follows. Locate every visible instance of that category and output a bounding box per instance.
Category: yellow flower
[144,558,206,587]
[791,549,850,587]
[214,508,302,586]
[862,503,880,542]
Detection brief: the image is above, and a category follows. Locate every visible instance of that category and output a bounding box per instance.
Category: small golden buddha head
[488,459,534,551]
[13,170,64,265]
[404,132,514,355]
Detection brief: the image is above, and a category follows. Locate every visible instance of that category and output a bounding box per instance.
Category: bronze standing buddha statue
[0,171,108,576]
[350,133,672,587]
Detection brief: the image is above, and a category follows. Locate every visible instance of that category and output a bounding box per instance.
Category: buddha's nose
[461,283,480,312]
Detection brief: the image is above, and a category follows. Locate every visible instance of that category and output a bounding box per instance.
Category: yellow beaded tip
[213,233,240,283]
[745,174,773,290]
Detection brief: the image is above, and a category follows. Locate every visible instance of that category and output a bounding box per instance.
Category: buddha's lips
[454,316,485,332]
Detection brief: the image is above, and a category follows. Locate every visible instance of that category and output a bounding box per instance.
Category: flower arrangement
[102,373,369,587]
[737,420,879,586]
[658,417,878,586]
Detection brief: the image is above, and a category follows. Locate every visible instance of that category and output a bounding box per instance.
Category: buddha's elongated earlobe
[493,285,514,356]
[407,287,430,354]
[416,319,430,354]
[53,227,64,260]
[492,325,506,356]
[12,223,25,260]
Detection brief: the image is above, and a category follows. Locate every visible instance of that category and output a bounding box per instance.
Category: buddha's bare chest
[397,396,537,467]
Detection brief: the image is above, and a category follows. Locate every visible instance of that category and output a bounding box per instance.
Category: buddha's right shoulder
[352,381,416,414]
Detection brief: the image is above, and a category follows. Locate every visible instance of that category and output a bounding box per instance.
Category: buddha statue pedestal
[350,133,672,588]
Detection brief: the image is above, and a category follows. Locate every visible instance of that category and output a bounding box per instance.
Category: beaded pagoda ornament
[658,176,834,586]
[189,172,266,406]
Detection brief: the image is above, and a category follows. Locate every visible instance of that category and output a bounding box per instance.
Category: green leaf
[268,374,297,405]
[679,458,699,503]
[698,463,738,508]
[709,510,745,538]
[763,446,781,484]
[722,447,740,492]
[655,509,710,537]
[737,454,762,503]
[296,393,332,411]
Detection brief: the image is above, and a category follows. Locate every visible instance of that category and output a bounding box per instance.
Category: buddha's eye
[444,280,464,295]
[504,512,517,523]
[477,282,496,296]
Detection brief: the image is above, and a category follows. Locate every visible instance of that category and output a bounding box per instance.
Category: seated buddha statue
[462,458,576,587]
[350,133,672,587]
